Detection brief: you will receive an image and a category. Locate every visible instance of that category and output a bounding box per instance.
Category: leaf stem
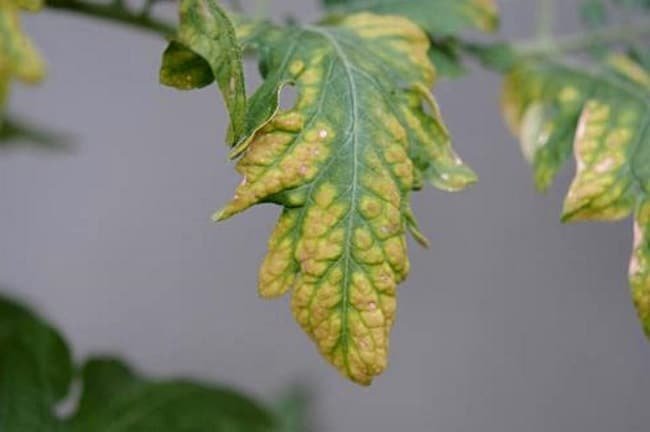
[44,0,176,37]
[517,19,650,56]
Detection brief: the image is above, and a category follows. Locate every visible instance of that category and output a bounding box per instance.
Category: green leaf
[160,0,247,145]
[67,358,275,432]
[272,386,313,432]
[0,292,278,431]
[322,0,499,35]
[428,38,467,78]
[464,42,519,73]
[502,58,650,338]
[0,294,73,432]
[214,13,475,384]
[159,41,214,90]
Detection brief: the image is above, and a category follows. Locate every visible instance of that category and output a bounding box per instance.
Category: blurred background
[2,0,650,430]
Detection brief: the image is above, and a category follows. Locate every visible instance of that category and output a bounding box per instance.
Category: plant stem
[44,0,175,37]
[517,19,650,56]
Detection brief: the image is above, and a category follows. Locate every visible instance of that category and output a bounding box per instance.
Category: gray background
[2,0,650,430]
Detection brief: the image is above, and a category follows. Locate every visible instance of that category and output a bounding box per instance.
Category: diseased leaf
[0,0,45,130]
[213,13,475,384]
[0,0,45,84]
[160,0,247,145]
[322,0,499,35]
[606,53,650,88]
[631,199,650,336]
[503,58,650,338]
[322,0,499,79]
[160,41,214,90]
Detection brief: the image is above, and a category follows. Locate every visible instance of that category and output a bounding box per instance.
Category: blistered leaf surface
[214,13,475,384]
[503,58,650,337]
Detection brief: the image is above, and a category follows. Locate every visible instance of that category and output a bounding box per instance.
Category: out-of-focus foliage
[0,0,45,139]
[503,56,650,338]
[0,292,303,431]
[580,0,650,60]
[0,116,71,151]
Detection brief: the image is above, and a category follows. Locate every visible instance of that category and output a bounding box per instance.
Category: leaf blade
[323,0,499,35]
[503,57,650,338]
[217,13,475,384]
[160,0,247,144]
[68,358,275,432]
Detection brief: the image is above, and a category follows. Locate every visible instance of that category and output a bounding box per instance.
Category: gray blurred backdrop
[2,0,650,430]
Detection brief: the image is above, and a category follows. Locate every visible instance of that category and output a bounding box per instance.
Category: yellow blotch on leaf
[630,200,650,337]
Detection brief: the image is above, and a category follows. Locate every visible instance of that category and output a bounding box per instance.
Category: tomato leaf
[212,12,476,384]
[0,295,73,432]
[0,293,278,431]
[67,358,275,432]
[322,0,499,35]
[0,0,45,132]
[322,0,499,78]
[503,57,650,337]
[160,0,247,145]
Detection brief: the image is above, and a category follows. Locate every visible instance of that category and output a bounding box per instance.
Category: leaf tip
[211,209,229,222]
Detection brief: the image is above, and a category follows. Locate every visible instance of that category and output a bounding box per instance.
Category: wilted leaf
[502,58,650,337]
[160,41,214,90]
[160,0,247,145]
[322,0,499,35]
[209,12,475,384]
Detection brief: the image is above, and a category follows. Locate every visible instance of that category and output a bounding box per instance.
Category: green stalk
[44,0,175,36]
